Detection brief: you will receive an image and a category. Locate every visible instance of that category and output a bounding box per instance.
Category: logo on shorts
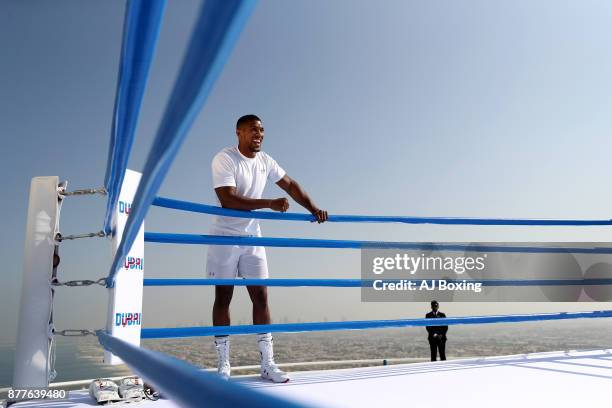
[115,312,141,327]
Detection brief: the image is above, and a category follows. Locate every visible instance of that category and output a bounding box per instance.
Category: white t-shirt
[210,146,286,236]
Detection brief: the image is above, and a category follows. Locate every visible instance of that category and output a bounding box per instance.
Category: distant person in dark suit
[426,300,448,361]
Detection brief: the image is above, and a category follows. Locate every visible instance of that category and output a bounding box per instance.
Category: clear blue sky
[2,0,612,344]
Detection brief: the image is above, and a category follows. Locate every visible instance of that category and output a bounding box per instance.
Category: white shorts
[206,244,268,279]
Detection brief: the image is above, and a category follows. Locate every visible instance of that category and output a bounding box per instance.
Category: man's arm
[276,174,328,223]
[215,186,289,212]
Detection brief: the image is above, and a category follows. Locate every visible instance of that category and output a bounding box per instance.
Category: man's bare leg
[247,285,289,383]
[213,285,234,326]
[246,285,270,324]
[213,285,234,379]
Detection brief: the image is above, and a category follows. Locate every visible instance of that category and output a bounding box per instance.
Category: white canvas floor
[12,349,612,407]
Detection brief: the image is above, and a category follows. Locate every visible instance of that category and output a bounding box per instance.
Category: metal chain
[48,329,57,382]
[53,329,97,337]
[48,270,58,383]
[55,230,107,241]
[51,277,107,287]
[58,187,107,197]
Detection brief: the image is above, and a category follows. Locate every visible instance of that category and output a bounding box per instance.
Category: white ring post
[13,176,61,388]
[104,169,145,364]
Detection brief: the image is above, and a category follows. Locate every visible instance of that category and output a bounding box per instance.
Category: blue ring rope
[144,232,612,254]
[153,196,612,226]
[103,0,166,235]
[140,310,612,339]
[97,330,309,408]
[105,0,258,288]
[143,278,612,287]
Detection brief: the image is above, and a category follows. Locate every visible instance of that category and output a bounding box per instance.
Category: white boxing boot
[257,333,290,383]
[214,336,231,380]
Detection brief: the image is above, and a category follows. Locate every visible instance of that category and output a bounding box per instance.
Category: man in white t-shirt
[208,114,328,383]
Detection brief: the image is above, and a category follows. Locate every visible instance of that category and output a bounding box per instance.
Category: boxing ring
[10,1,612,407]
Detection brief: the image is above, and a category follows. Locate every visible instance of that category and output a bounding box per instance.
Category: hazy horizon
[2,0,612,348]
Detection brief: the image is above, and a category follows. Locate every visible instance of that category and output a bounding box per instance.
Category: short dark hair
[431,300,439,306]
[236,114,261,129]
